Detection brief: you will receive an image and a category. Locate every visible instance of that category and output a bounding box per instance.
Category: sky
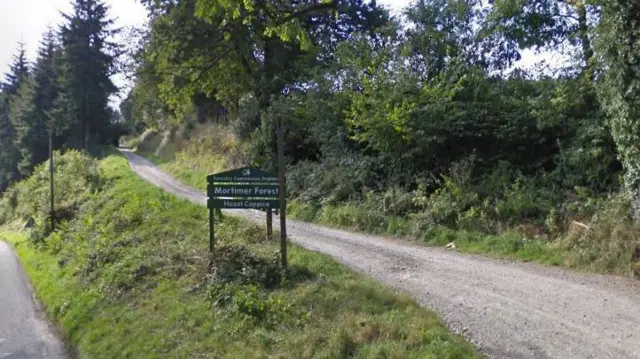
[0,0,556,104]
[0,0,408,80]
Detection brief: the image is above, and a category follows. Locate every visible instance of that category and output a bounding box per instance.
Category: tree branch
[277,1,337,25]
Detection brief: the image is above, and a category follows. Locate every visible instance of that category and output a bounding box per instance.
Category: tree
[481,0,598,73]
[136,0,386,131]
[12,30,60,176]
[2,42,30,94]
[403,0,480,80]
[597,0,640,215]
[0,44,30,191]
[0,91,14,192]
[58,0,119,151]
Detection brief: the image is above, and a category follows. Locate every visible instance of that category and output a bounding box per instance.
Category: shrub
[0,150,102,238]
[207,243,283,289]
[493,176,554,225]
[563,192,640,276]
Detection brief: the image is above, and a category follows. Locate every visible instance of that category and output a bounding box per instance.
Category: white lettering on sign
[254,187,278,196]
[213,186,278,197]
[214,187,252,195]
[213,176,278,182]
[223,200,274,208]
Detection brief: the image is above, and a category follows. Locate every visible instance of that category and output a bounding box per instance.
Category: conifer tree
[0,44,30,190]
[12,31,60,176]
[58,0,119,151]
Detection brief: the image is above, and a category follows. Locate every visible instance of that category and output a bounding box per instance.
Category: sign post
[277,121,287,270]
[206,167,280,255]
[266,209,273,241]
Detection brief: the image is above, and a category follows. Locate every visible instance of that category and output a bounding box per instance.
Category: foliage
[597,0,640,216]
[113,0,640,279]
[0,150,102,234]
[143,124,639,277]
[58,0,120,150]
[0,44,30,191]
[481,0,598,70]
[0,0,124,195]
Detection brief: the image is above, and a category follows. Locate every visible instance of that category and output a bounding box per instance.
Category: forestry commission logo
[242,168,251,176]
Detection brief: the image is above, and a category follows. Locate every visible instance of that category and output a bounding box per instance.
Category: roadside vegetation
[130,126,640,278]
[0,151,479,358]
[117,0,640,279]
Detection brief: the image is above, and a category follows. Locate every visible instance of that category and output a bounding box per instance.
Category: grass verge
[0,152,479,358]
[287,200,566,266]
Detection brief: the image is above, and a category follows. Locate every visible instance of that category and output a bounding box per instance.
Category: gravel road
[121,149,640,359]
[0,241,66,359]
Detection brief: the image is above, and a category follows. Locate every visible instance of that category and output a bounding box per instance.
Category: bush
[0,150,102,235]
[493,176,554,225]
[288,160,360,205]
[207,244,283,289]
[563,192,640,276]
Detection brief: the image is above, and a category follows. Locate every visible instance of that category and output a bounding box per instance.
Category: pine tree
[0,44,30,190]
[2,42,30,95]
[12,31,60,176]
[0,91,13,192]
[59,0,119,151]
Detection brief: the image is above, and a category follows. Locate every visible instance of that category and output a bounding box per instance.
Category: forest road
[121,148,640,359]
[0,241,66,359]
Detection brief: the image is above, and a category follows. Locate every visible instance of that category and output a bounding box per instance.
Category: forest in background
[2,0,640,273]
[0,0,125,193]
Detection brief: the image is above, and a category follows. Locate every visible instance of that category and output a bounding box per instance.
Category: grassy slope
[129,126,640,278]
[0,152,479,359]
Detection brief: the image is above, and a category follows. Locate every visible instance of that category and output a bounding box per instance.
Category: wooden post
[277,118,287,270]
[209,207,215,254]
[266,208,273,241]
[49,132,55,232]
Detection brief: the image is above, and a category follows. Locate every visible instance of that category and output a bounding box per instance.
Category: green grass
[133,124,242,192]
[287,200,566,267]
[286,200,640,276]
[0,152,479,359]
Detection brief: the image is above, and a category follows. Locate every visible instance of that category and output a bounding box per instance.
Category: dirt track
[121,149,640,359]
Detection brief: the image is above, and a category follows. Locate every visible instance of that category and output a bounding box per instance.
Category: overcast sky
[0,0,556,104]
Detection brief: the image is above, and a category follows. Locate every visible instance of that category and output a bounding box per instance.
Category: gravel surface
[122,149,640,359]
[0,241,67,359]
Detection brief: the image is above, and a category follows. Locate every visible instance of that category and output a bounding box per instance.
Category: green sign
[207,184,279,198]
[207,167,279,210]
[207,166,281,256]
[207,167,278,184]
[208,199,279,209]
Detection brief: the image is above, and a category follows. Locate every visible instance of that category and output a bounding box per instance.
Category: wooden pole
[49,131,55,232]
[266,208,273,241]
[209,207,215,254]
[277,118,287,270]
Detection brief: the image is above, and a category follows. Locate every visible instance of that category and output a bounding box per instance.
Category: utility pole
[49,131,55,232]
[277,116,287,270]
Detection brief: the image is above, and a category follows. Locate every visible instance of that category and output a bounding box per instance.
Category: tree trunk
[576,3,594,72]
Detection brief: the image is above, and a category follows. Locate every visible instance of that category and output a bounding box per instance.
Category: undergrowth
[130,125,640,279]
[0,151,479,358]
[134,124,244,191]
